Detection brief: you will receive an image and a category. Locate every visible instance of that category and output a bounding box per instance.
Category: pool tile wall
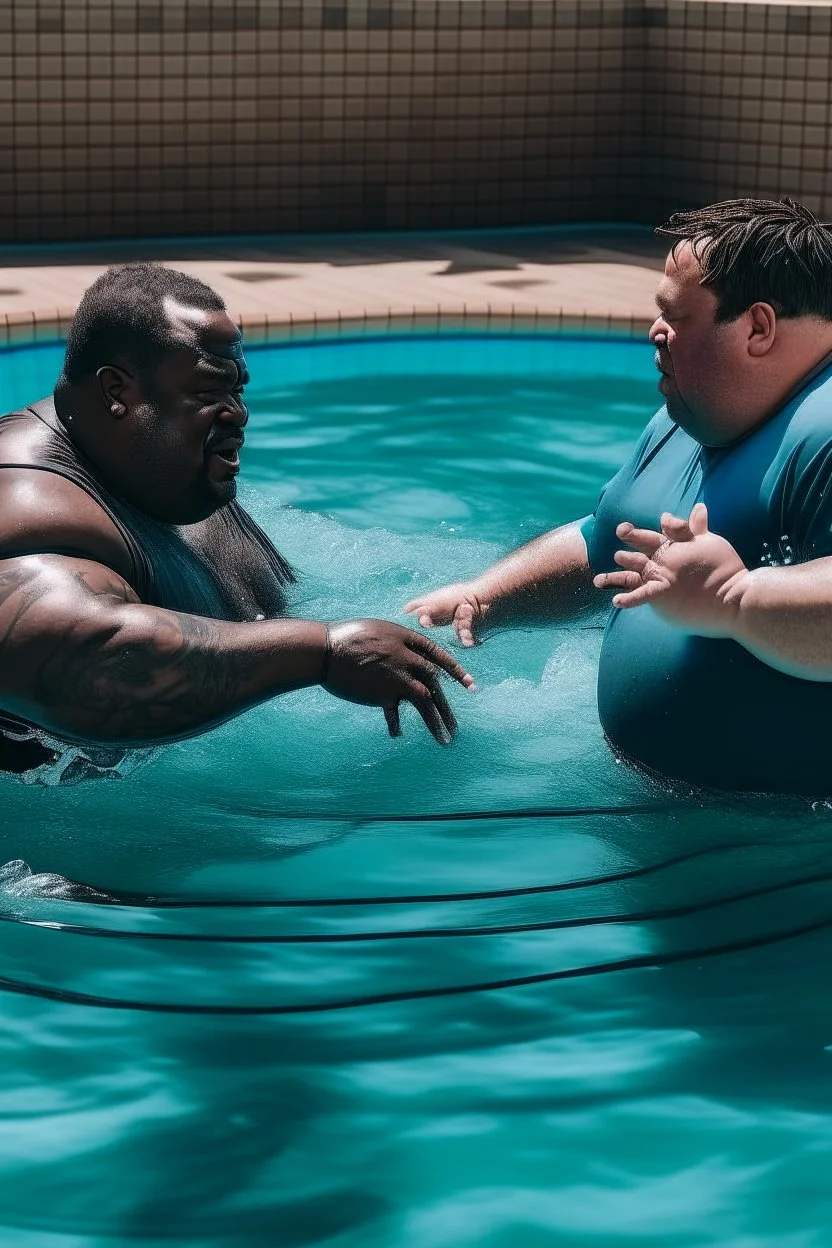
[643,1,832,221]
[0,0,829,243]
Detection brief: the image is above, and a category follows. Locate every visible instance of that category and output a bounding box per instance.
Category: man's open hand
[324,619,476,743]
[403,582,488,647]
[592,502,750,637]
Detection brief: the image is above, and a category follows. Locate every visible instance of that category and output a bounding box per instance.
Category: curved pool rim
[0,307,653,353]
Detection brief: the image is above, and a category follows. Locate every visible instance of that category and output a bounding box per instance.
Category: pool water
[1,335,832,1246]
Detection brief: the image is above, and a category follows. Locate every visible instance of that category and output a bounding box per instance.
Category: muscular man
[406,198,832,795]
[0,264,473,782]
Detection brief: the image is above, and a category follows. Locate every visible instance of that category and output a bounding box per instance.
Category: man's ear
[95,365,139,418]
[746,302,777,357]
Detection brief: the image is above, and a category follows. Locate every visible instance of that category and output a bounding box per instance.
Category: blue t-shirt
[583,356,832,794]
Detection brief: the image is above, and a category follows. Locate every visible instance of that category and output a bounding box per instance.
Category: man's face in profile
[648,242,745,447]
[127,307,251,524]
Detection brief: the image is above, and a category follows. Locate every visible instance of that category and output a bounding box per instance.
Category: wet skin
[67,304,254,525]
[0,302,474,750]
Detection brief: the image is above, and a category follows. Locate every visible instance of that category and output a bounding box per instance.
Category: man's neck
[759,324,832,418]
[52,383,89,440]
[774,341,832,412]
[719,334,832,447]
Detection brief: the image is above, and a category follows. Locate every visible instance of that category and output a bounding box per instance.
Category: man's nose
[649,318,669,346]
[217,395,249,427]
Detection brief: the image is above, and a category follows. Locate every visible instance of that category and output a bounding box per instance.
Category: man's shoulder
[775,368,832,464]
[0,398,50,455]
[780,353,832,426]
[0,464,133,581]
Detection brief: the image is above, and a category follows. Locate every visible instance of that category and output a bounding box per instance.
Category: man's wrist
[319,625,333,686]
[720,566,760,643]
[273,619,330,690]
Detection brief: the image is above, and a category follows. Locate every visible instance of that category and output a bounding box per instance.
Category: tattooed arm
[0,555,474,745]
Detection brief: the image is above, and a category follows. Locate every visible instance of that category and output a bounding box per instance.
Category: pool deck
[0,228,666,346]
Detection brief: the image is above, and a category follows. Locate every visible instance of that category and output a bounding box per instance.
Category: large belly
[597,608,832,795]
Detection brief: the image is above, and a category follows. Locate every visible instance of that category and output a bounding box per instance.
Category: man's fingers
[620,506,709,552]
[408,681,453,744]
[616,522,664,554]
[661,511,694,542]
[689,501,709,535]
[454,603,477,648]
[402,600,436,628]
[384,705,401,737]
[407,658,460,735]
[407,634,477,690]
[425,676,458,736]
[594,569,645,592]
[595,557,666,592]
[611,580,667,609]
[613,550,650,572]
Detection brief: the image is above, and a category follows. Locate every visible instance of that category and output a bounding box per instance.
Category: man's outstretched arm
[0,554,474,745]
[403,520,598,646]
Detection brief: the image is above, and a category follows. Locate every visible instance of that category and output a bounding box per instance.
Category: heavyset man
[0,264,473,780]
[407,198,832,794]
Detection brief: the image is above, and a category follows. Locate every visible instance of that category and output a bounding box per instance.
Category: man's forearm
[471,521,597,626]
[728,557,832,680]
[9,594,328,744]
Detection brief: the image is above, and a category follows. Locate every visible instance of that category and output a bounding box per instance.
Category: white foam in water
[0,497,645,893]
[0,859,81,900]
[0,341,664,892]
[156,499,646,824]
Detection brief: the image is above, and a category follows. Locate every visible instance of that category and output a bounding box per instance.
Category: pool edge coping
[0,306,654,349]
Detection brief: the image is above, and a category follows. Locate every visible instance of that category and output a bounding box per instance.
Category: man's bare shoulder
[0,466,133,583]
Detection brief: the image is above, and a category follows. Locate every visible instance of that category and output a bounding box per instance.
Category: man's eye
[198,388,246,405]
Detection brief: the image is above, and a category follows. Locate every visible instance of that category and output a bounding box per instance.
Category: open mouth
[207,436,243,470]
[213,446,240,466]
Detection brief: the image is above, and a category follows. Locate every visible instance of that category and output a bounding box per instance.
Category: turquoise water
[2,335,832,1244]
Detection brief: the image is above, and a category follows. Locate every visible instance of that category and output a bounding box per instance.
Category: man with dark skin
[0,264,474,780]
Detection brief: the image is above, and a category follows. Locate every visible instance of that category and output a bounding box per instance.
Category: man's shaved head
[61,263,227,388]
[54,265,252,525]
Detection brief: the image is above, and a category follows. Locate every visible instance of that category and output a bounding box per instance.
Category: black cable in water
[206,801,692,822]
[8,863,832,944]
[0,914,829,1014]
[88,840,752,909]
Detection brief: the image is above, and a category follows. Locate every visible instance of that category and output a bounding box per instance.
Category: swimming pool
[1,333,832,1246]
